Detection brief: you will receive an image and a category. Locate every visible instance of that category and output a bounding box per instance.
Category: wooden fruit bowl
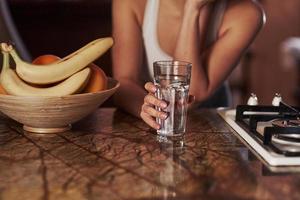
[0,78,119,133]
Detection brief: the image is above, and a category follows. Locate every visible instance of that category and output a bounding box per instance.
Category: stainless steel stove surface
[218,103,300,166]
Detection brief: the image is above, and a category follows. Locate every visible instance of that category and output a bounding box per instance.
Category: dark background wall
[8,0,113,76]
[248,0,300,106]
[7,0,300,107]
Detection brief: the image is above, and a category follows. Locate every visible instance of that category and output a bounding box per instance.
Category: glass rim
[153,60,192,67]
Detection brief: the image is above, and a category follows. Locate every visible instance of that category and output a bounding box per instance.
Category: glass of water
[153,60,192,139]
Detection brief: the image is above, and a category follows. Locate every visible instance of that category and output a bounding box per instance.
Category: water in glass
[155,74,190,137]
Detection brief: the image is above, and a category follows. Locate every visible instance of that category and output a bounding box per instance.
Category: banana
[0,52,91,97]
[1,37,113,85]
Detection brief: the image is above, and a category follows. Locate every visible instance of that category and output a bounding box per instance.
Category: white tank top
[142,0,227,78]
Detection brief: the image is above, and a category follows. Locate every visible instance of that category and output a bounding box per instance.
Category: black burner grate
[235,102,300,156]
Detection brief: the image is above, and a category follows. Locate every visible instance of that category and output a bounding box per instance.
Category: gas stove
[218,101,300,167]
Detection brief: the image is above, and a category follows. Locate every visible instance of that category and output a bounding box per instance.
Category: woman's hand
[140,82,168,130]
[140,82,195,130]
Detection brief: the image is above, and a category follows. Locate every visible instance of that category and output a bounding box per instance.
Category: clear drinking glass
[153,60,192,138]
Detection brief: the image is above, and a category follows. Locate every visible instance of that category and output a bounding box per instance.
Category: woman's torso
[135,0,232,107]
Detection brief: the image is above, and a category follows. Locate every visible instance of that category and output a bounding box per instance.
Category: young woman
[112,0,265,130]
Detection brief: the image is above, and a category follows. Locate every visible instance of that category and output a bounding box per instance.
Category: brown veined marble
[0,108,300,200]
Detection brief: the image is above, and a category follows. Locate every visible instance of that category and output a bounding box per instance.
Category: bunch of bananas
[0,37,113,96]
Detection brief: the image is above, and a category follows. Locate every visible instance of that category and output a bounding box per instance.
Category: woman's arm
[112,0,146,117]
[113,0,173,128]
[174,0,265,103]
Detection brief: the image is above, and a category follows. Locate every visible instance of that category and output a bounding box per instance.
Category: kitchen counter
[0,108,300,200]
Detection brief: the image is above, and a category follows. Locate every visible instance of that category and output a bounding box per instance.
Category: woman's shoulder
[112,0,147,25]
[220,0,266,34]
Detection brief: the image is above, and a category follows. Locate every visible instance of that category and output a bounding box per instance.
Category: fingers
[140,112,160,130]
[141,94,168,130]
[144,82,157,93]
[142,104,168,120]
[140,105,168,130]
[141,91,168,130]
[144,82,167,108]
[142,82,169,130]
[144,94,168,109]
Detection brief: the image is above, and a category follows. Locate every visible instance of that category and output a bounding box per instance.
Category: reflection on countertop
[0,108,300,200]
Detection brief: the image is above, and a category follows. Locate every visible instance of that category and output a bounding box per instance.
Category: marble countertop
[0,108,300,200]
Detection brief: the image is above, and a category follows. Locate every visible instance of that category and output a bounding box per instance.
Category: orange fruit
[32,54,60,65]
[83,63,107,93]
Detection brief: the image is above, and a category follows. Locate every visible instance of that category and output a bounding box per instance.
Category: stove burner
[272,136,300,153]
[235,103,300,156]
[274,134,300,142]
[272,119,300,128]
